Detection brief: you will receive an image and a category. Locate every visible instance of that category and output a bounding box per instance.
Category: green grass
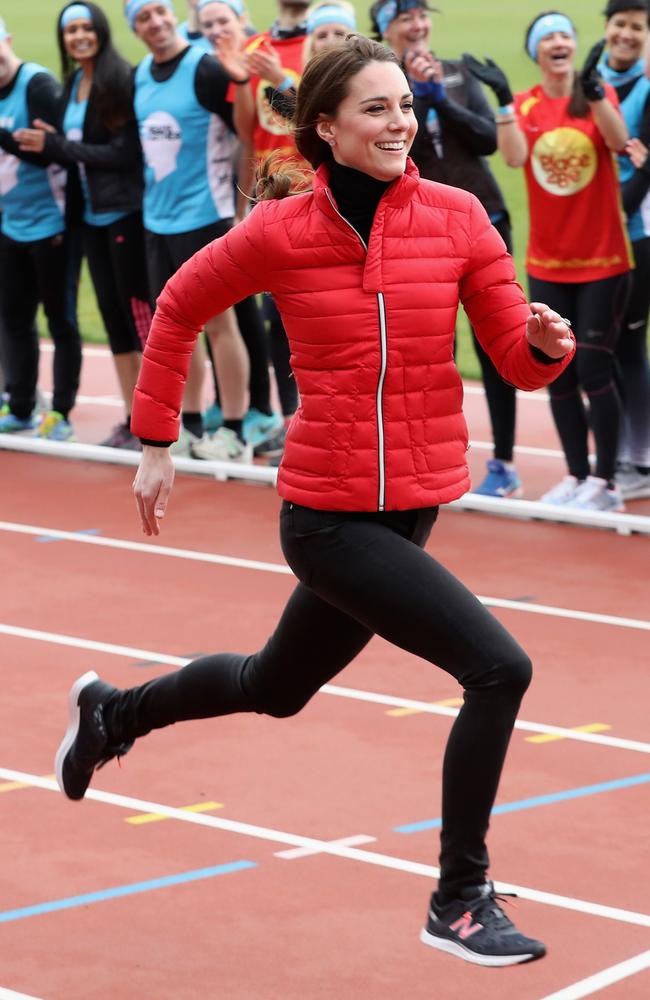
[6,0,606,375]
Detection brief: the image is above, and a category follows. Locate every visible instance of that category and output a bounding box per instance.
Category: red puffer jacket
[132,159,574,511]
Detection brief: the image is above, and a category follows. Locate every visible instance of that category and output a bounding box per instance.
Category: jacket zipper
[325,190,387,511]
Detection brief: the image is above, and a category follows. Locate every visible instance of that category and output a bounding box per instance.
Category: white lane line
[0,989,44,999]
[1,767,649,929]
[1,622,649,754]
[1,520,648,633]
[274,834,376,859]
[538,949,650,1000]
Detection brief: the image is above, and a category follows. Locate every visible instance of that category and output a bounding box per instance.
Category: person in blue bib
[0,17,82,440]
[16,3,152,451]
[597,0,650,502]
[126,0,251,461]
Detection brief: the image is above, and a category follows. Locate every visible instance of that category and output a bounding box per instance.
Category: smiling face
[535,30,577,79]
[134,2,178,56]
[62,17,100,64]
[606,8,649,71]
[198,2,243,46]
[383,7,430,60]
[317,60,417,180]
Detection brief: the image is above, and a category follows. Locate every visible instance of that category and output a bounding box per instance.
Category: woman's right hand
[13,118,56,152]
[462,53,513,106]
[626,137,649,169]
[133,445,175,536]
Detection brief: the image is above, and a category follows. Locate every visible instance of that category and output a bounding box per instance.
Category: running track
[0,346,648,999]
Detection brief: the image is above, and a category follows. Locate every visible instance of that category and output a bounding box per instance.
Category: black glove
[580,39,606,102]
[462,53,513,106]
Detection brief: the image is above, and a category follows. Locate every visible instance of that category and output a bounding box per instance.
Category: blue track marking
[0,860,256,923]
[394,773,650,834]
[36,528,102,543]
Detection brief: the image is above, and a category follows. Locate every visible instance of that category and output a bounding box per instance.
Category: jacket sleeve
[42,118,142,171]
[131,204,269,441]
[435,71,497,156]
[459,195,575,390]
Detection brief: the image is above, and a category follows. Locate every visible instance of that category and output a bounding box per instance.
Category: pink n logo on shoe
[450,911,483,940]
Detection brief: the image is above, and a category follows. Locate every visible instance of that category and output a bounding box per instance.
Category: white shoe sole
[419,927,541,967]
[54,670,99,797]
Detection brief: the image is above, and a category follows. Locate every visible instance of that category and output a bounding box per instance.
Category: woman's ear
[316,115,335,145]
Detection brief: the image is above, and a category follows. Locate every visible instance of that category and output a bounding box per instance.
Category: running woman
[56,36,575,967]
[598,0,650,501]
[372,0,522,500]
[0,18,82,441]
[16,2,151,451]
[468,11,632,510]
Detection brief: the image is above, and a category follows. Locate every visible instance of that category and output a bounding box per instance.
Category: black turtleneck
[328,160,392,247]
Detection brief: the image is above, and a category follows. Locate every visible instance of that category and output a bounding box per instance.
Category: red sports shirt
[514,83,632,283]
[244,32,306,164]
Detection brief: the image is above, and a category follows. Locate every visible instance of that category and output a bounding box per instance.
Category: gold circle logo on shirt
[531,127,597,196]
[256,72,300,136]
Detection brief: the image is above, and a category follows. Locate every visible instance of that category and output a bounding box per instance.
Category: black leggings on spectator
[469,214,516,462]
[616,238,650,468]
[83,214,151,355]
[528,272,631,482]
[263,293,298,417]
[106,503,532,897]
[0,230,81,420]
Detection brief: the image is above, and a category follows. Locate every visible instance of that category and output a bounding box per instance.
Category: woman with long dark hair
[466,11,632,510]
[16,2,151,449]
[56,36,575,966]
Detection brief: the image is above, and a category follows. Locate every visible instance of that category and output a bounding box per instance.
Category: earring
[329,139,336,146]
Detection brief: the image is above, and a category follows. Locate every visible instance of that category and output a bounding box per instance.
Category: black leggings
[263,293,298,417]
[470,214,517,461]
[0,230,81,420]
[83,214,151,355]
[528,272,631,482]
[616,238,650,467]
[107,504,532,897]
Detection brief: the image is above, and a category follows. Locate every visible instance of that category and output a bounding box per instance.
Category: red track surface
[0,347,648,999]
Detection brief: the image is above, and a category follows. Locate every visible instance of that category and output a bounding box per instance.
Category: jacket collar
[313,157,420,221]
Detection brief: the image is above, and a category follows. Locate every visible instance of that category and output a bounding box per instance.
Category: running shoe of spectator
[472,459,522,498]
[34,410,74,441]
[170,427,201,456]
[539,475,580,505]
[565,476,625,512]
[203,401,224,433]
[0,403,36,433]
[243,407,283,448]
[55,670,133,801]
[100,423,142,450]
[615,462,650,501]
[254,425,286,459]
[419,881,546,966]
[190,426,253,462]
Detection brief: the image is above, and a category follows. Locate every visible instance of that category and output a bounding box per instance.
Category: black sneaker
[420,881,546,967]
[55,670,133,801]
[253,426,286,458]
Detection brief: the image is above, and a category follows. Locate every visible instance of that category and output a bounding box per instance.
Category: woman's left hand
[525,302,574,358]
[215,35,249,84]
[13,118,56,152]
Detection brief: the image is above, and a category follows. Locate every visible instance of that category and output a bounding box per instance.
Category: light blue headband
[527,13,575,61]
[0,17,8,40]
[124,0,174,30]
[197,0,244,15]
[307,5,356,33]
[60,5,92,27]
[375,0,424,36]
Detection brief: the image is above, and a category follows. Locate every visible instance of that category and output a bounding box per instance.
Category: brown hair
[256,34,401,200]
